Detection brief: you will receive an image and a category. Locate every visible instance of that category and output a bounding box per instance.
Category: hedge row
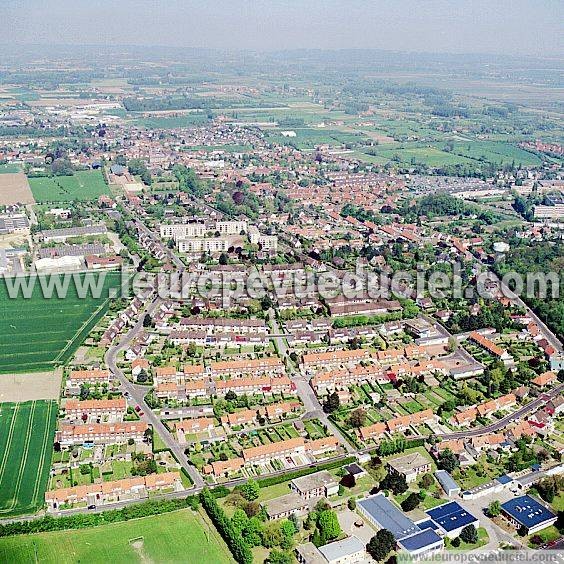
[0,496,199,538]
[200,488,253,564]
[257,456,356,489]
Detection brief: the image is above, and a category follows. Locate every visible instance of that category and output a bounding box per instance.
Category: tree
[348,407,367,428]
[348,497,356,510]
[380,472,408,495]
[231,508,249,533]
[280,519,296,549]
[289,512,300,532]
[267,549,292,564]
[142,314,152,328]
[241,479,260,501]
[451,536,461,547]
[323,391,340,414]
[366,529,395,561]
[262,521,283,548]
[438,400,455,415]
[419,474,434,489]
[366,459,387,484]
[317,509,341,544]
[137,369,148,383]
[536,476,563,504]
[401,492,421,512]
[243,501,260,517]
[51,157,74,176]
[438,448,459,473]
[460,524,478,545]
[488,500,501,517]
[219,253,229,265]
[243,516,263,547]
[225,390,237,401]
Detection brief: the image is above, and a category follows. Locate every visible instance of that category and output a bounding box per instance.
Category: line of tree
[200,488,253,564]
[0,496,200,538]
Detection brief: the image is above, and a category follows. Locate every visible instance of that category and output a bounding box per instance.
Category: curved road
[435,382,564,441]
[104,297,204,487]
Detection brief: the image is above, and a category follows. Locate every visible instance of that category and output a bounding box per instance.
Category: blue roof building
[426,501,480,539]
[358,494,444,558]
[397,529,444,558]
[501,495,557,535]
[496,474,513,485]
[358,494,420,540]
[435,470,461,497]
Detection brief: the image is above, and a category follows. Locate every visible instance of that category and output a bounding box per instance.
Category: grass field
[28,170,111,202]
[0,163,22,174]
[0,400,57,517]
[356,139,543,168]
[266,127,367,149]
[442,140,543,166]
[135,114,211,129]
[0,273,120,373]
[0,508,234,563]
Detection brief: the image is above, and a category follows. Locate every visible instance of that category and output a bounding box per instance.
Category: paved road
[0,453,353,524]
[435,383,564,441]
[480,267,562,354]
[462,493,525,550]
[268,310,355,454]
[105,298,204,487]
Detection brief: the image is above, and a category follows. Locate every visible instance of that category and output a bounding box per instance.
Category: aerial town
[0,6,563,564]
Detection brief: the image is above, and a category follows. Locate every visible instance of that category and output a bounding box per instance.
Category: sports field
[0,273,120,373]
[28,170,111,202]
[0,509,234,563]
[0,400,57,517]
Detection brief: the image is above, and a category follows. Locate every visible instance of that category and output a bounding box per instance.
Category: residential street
[104,297,204,487]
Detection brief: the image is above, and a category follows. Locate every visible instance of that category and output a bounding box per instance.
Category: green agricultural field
[0,508,234,564]
[0,400,57,517]
[266,127,367,149]
[135,113,211,129]
[28,170,111,202]
[442,140,543,167]
[0,272,121,373]
[369,145,475,167]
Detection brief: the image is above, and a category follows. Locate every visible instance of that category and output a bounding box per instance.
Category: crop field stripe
[52,298,109,363]
[0,404,19,480]
[0,401,37,513]
[0,401,56,516]
[31,401,54,506]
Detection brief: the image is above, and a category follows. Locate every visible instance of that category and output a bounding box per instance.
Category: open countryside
[0,3,563,563]
[0,508,233,564]
[29,170,111,203]
[0,273,120,373]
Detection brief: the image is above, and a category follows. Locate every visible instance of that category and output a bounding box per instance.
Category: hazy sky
[3,0,563,57]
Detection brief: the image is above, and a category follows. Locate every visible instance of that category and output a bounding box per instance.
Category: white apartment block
[534,205,564,220]
[215,220,247,235]
[178,237,229,253]
[160,223,206,240]
[248,225,278,251]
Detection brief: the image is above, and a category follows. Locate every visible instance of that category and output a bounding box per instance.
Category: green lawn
[0,163,22,173]
[446,527,489,551]
[0,508,234,563]
[0,273,120,373]
[257,481,293,502]
[527,525,561,547]
[551,492,564,512]
[29,170,111,202]
[0,401,57,517]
